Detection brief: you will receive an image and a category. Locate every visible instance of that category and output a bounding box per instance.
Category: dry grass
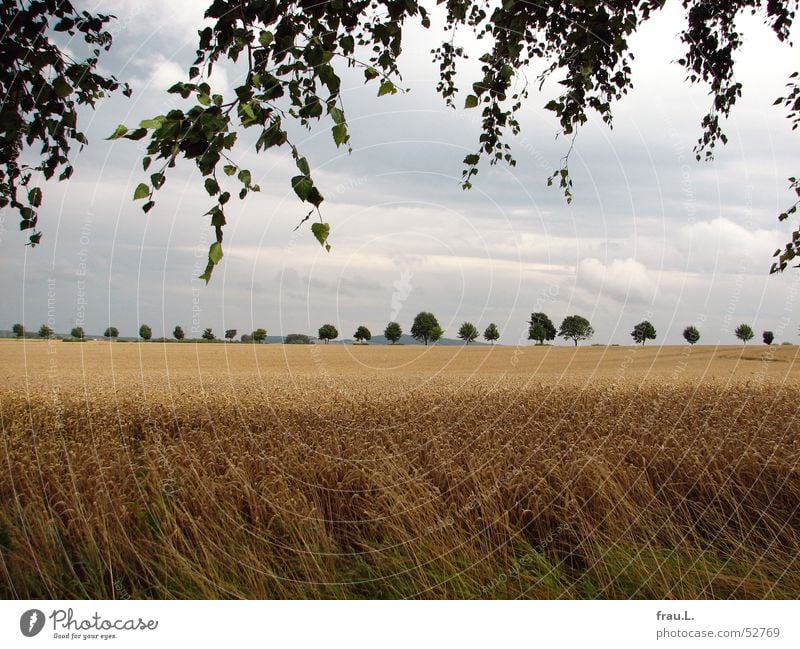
[1,340,799,598]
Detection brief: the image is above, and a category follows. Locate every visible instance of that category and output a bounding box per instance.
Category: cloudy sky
[2,1,800,344]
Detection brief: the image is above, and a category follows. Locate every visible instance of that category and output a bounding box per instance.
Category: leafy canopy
[735,323,754,343]
[354,325,372,342]
[384,321,403,344]
[483,322,500,343]
[318,323,338,343]
[411,312,441,345]
[173,325,185,340]
[558,315,594,346]
[763,330,775,345]
[529,313,556,343]
[631,320,656,345]
[457,322,479,344]
[683,325,700,345]
[6,1,800,282]
[139,324,152,340]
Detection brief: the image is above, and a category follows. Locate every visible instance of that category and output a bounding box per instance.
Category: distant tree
[411,312,441,346]
[528,313,556,343]
[735,324,754,344]
[458,322,479,345]
[430,325,444,343]
[202,328,215,341]
[225,328,237,342]
[683,325,700,345]
[38,324,53,339]
[354,325,372,343]
[70,326,84,340]
[763,330,775,345]
[530,322,548,345]
[285,333,311,344]
[318,324,338,344]
[104,326,119,340]
[139,324,152,341]
[241,333,253,343]
[173,325,185,340]
[252,328,267,343]
[483,323,500,345]
[12,323,24,338]
[384,321,403,344]
[631,320,656,345]
[559,315,594,346]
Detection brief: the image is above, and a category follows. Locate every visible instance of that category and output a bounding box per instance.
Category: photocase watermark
[75,213,92,329]
[19,609,45,637]
[19,607,159,641]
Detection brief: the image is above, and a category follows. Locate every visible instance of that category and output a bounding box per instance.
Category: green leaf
[311,222,330,249]
[133,183,150,200]
[364,67,379,81]
[223,165,237,176]
[329,106,346,125]
[237,169,251,186]
[209,241,223,264]
[463,154,480,166]
[464,94,479,109]
[296,157,310,176]
[258,31,274,47]
[140,117,164,130]
[378,80,396,96]
[204,178,220,195]
[28,187,42,208]
[107,124,128,140]
[53,77,73,98]
[292,175,312,201]
[332,123,349,147]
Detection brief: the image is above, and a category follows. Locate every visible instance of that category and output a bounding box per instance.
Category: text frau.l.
[50,609,158,632]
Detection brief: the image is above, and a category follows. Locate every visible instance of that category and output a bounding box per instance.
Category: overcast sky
[2,1,800,344]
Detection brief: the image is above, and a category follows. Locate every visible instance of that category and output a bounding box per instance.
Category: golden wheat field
[1,339,799,599]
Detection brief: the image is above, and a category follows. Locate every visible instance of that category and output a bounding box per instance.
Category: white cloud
[577,257,658,304]
[679,217,779,273]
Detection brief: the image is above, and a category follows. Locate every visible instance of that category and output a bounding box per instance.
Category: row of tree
[7,317,781,346]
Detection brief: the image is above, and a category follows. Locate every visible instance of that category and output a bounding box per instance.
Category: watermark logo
[20,609,45,637]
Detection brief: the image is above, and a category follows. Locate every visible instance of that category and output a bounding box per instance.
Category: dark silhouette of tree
[104,326,119,340]
[763,330,775,345]
[12,323,24,338]
[384,321,403,344]
[411,312,441,346]
[225,328,237,341]
[683,325,700,345]
[735,324,754,344]
[458,322,478,345]
[70,326,84,340]
[354,326,372,343]
[483,323,499,345]
[558,315,594,346]
[38,324,53,339]
[528,313,556,343]
[530,323,548,345]
[285,333,311,344]
[318,324,338,344]
[202,328,215,341]
[173,326,185,340]
[252,328,267,343]
[631,321,656,345]
[139,324,152,341]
